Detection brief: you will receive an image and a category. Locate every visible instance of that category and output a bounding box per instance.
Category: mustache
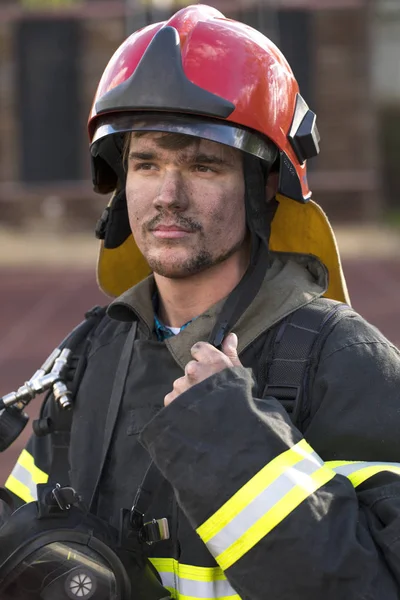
[145,213,202,233]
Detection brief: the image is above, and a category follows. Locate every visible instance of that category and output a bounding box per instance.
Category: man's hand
[164,333,242,406]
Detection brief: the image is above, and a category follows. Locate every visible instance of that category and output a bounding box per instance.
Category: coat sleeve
[139,351,400,600]
[3,397,53,507]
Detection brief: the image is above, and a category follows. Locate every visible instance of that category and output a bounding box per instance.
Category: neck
[154,250,250,328]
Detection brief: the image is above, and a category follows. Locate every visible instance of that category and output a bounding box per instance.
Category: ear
[266,171,279,202]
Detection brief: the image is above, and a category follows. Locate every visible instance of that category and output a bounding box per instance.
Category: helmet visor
[1,541,118,600]
[91,112,278,165]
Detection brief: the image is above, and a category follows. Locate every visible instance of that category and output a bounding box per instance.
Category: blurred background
[0,0,399,482]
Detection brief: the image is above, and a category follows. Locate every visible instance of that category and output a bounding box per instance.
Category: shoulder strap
[44,306,109,484]
[89,321,138,512]
[259,298,352,428]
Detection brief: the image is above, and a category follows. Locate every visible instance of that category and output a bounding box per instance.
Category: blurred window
[16,19,82,183]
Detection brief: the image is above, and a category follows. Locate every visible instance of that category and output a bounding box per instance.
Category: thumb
[221,332,242,366]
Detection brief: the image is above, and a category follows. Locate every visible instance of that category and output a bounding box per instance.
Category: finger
[173,375,188,394]
[185,362,219,386]
[164,390,177,406]
[191,341,227,364]
[221,332,242,366]
[185,360,199,379]
[164,375,189,406]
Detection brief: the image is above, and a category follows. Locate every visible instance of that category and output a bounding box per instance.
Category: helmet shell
[88,4,317,201]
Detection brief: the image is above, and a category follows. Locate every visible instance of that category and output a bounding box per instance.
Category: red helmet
[88,4,319,202]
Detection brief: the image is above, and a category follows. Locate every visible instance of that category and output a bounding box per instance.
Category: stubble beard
[146,237,245,279]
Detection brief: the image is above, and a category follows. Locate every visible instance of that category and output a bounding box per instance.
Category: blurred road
[0,258,399,486]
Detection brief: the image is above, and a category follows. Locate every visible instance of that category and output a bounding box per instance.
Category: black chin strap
[208,240,269,348]
[208,155,278,348]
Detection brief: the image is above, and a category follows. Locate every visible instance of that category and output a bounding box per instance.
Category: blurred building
[0,0,396,229]
[373,0,400,211]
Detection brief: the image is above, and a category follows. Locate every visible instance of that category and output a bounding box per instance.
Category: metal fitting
[0,348,73,411]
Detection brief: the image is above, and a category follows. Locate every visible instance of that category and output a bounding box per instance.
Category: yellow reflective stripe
[4,449,48,503]
[150,558,227,581]
[4,474,35,503]
[164,593,239,600]
[326,460,400,488]
[149,558,240,599]
[162,591,238,600]
[215,465,335,570]
[348,465,400,487]
[18,449,48,483]
[326,460,358,469]
[197,439,315,543]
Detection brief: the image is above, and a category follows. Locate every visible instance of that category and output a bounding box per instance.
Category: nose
[153,169,188,212]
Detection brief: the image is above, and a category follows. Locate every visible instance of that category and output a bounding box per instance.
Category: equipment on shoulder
[0,306,107,453]
[0,347,72,413]
[0,348,72,452]
[0,483,171,600]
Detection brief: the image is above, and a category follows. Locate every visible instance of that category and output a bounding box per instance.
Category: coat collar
[107,251,328,369]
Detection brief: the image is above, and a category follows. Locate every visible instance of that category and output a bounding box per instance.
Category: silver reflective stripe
[327,460,400,488]
[6,450,48,502]
[9,462,38,500]
[332,461,400,478]
[159,571,238,598]
[206,452,323,559]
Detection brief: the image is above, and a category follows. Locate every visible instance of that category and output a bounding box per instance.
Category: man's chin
[146,252,213,279]
[150,263,207,279]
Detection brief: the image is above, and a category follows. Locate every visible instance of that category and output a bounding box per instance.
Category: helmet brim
[91,112,278,193]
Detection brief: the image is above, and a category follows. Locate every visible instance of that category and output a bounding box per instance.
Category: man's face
[125,132,247,279]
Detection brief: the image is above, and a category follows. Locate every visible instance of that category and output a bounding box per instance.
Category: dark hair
[123,131,200,170]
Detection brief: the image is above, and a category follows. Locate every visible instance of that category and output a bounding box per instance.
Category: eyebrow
[192,153,233,166]
[128,150,234,167]
[128,151,157,161]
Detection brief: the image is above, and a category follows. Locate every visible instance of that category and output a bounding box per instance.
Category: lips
[154,225,190,232]
[150,223,195,239]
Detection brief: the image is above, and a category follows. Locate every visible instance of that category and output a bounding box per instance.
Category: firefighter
[4,5,400,599]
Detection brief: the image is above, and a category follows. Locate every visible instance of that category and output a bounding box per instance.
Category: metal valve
[0,348,72,412]
[0,309,104,451]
